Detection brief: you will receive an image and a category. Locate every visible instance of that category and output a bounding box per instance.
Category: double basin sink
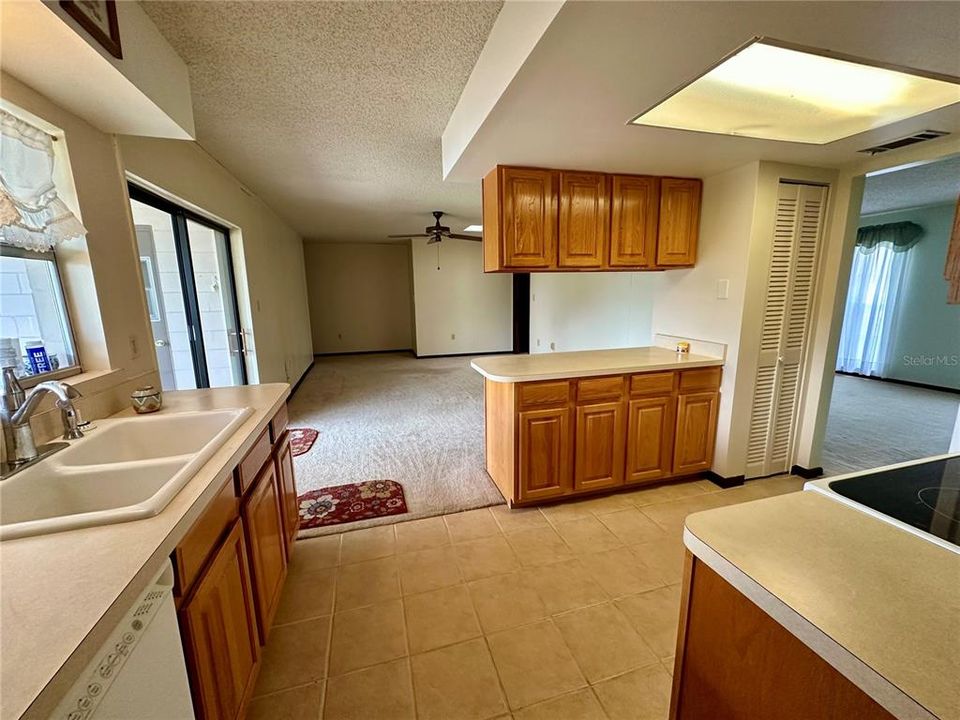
[0,407,252,540]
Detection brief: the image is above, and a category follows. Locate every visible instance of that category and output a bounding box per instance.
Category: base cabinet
[275,431,299,552]
[518,407,571,502]
[242,461,288,644]
[673,392,719,475]
[625,395,675,485]
[574,401,625,491]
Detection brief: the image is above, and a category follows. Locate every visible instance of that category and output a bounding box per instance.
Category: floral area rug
[298,479,408,530]
[289,428,319,457]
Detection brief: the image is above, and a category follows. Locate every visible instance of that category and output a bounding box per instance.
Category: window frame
[0,243,82,388]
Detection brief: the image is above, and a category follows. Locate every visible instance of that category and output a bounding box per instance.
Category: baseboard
[414,350,511,359]
[289,360,314,398]
[791,464,824,479]
[835,371,960,395]
[704,471,745,489]
[313,349,414,358]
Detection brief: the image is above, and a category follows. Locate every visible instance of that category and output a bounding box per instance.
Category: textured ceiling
[862,155,960,215]
[141,1,502,242]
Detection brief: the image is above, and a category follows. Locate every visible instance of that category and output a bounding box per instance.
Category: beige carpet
[289,353,505,537]
[822,374,959,476]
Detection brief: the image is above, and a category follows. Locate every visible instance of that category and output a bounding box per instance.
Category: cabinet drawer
[236,427,271,496]
[679,367,721,391]
[174,474,239,598]
[576,376,624,402]
[269,403,289,444]
[630,371,677,396]
[518,380,570,409]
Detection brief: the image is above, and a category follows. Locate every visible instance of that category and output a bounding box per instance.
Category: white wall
[530,273,655,353]
[410,238,512,356]
[304,243,413,354]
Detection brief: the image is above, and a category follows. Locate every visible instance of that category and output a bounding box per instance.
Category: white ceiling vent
[858,130,950,155]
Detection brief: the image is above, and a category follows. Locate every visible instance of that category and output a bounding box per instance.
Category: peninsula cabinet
[482,164,701,273]
[173,402,300,720]
[483,368,720,507]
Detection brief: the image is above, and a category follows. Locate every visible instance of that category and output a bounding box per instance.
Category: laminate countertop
[684,491,960,720]
[470,346,723,383]
[0,384,290,720]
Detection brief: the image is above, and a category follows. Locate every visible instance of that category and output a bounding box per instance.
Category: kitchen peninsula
[472,347,724,507]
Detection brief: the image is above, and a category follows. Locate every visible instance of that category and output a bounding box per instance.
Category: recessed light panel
[463,224,483,233]
[630,39,960,144]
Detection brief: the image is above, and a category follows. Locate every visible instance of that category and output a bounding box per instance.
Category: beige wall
[118,135,313,385]
[304,243,413,354]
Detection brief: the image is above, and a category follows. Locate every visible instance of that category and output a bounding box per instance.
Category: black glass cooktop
[829,457,960,548]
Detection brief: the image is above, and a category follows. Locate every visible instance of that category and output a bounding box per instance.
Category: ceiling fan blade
[387,233,430,238]
[447,233,483,241]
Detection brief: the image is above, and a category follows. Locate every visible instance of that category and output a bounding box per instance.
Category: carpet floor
[288,353,504,537]
[822,374,959,476]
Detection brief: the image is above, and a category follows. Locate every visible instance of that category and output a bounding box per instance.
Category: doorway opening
[822,156,960,474]
[129,184,248,390]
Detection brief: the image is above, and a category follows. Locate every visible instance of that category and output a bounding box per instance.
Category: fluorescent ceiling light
[463,224,483,233]
[629,38,960,144]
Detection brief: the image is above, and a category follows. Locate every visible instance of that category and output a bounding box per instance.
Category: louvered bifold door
[746,183,827,478]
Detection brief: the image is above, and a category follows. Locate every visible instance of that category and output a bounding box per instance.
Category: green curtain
[856,221,923,254]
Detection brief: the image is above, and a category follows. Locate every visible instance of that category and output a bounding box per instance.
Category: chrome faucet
[1,372,84,465]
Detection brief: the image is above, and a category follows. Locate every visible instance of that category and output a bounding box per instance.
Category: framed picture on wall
[59,1,122,59]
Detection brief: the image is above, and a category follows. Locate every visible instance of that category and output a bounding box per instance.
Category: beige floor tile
[637,493,728,536]
[398,545,463,595]
[404,584,481,653]
[445,507,501,543]
[411,638,508,720]
[505,526,574,567]
[592,664,672,720]
[455,534,520,581]
[522,559,608,615]
[553,603,658,683]
[395,516,451,553]
[540,500,596,524]
[468,572,548,634]
[339,524,396,564]
[248,682,323,720]
[614,585,682,659]
[597,508,668,545]
[631,534,686,586]
[582,547,664,598]
[328,599,407,675]
[323,659,415,720]
[578,492,641,515]
[552,516,623,554]
[274,567,336,624]
[334,556,400,611]
[487,620,586,709]
[513,689,607,720]
[288,535,341,574]
[255,616,331,695]
[490,503,549,532]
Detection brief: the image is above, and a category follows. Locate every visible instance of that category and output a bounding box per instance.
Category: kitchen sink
[0,407,252,540]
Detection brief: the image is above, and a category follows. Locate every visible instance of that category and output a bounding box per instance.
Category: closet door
[746,183,827,478]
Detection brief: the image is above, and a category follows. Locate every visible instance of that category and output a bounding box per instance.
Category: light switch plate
[717,279,730,300]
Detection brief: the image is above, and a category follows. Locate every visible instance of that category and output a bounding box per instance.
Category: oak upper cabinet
[274,431,299,554]
[242,461,288,644]
[559,171,609,269]
[574,401,625,491]
[518,406,571,502]
[484,166,558,271]
[656,178,702,266]
[626,396,675,485]
[180,520,260,720]
[610,175,660,267]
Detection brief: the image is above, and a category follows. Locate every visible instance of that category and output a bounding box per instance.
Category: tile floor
[248,474,805,720]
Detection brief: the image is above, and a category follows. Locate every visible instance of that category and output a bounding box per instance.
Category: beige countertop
[0,383,289,720]
[470,346,723,383]
[684,491,960,720]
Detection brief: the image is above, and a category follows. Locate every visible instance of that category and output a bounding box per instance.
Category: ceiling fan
[388,211,482,244]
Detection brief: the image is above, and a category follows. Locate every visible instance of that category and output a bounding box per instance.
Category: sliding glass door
[129,185,248,390]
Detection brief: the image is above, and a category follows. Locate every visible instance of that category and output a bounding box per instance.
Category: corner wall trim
[791,465,824,479]
[704,471,745,489]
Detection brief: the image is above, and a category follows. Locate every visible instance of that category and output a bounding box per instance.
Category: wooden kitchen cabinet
[559,171,608,268]
[656,178,701,267]
[484,165,558,271]
[180,519,260,720]
[275,431,299,555]
[518,406,571,502]
[626,395,675,485]
[242,460,288,644]
[673,391,719,475]
[610,174,659,267]
[574,400,625,491]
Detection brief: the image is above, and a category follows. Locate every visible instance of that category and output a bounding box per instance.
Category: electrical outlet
[550,341,556,351]
[256,299,262,312]
[536,338,541,347]
[338,332,342,340]
[128,334,139,359]
[451,333,456,341]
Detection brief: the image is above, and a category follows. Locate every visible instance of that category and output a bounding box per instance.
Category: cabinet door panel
[502,167,557,269]
[673,391,719,475]
[574,401,625,492]
[180,520,260,720]
[242,461,288,644]
[626,396,675,485]
[657,178,701,266]
[610,175,659,267]
[518,407,571,501]
[275,432,299,555]
[559,171,608,268]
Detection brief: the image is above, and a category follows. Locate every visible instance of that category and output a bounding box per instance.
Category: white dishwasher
[51,560,195,720]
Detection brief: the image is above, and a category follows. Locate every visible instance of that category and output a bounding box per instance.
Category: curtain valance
[855,221,923,254]
[0,108,86,252]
